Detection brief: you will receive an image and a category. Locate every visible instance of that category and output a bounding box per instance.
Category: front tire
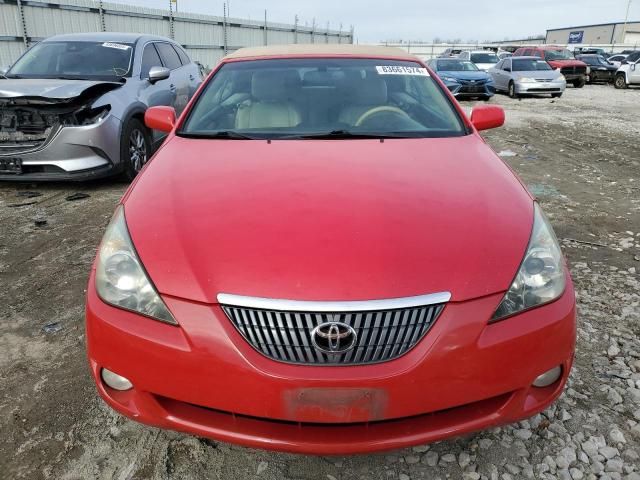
[614,74,628,89]
[508,81,518,98]
[573,78,586,88]
[121,118,152,181]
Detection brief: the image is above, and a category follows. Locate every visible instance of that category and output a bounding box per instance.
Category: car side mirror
[148,66,170,84]
[145,106,176,133]
[471,105,505,132]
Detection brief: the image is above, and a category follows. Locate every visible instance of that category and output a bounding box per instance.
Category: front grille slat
[221,299,446,366]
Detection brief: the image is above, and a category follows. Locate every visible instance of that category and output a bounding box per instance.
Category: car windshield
[7,41,134,80]
[437,60,479,71]
[180,58,466,139]
[470,53,499,64]
[544,49,574,61]
[512,59,552,71]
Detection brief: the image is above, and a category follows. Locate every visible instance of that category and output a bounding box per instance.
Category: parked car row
[0,32,203,181]
[431,45,640,98]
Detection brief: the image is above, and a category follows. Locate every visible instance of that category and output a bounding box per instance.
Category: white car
[458,50,500,71]
[607,54,628,69]
[614,52,640,89]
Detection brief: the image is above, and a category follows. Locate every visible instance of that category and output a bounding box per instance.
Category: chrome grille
[220,294,447,365]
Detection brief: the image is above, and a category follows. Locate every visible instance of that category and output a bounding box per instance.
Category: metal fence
[0,0,354,68]
[381,42,640,61]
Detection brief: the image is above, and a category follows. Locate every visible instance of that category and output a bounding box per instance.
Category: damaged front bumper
[0,80,124,181]
[0,112,121,181]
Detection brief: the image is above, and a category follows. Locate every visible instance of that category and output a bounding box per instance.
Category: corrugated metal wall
[0,0,353,68]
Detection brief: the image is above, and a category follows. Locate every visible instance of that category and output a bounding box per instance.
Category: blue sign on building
[568,31,584,44]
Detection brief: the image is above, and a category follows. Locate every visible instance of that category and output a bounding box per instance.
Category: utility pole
[99,0,106,32]
[168,0,174,39]
[621,0,633,44]
[264,10,268,45]
[16,0,28,47]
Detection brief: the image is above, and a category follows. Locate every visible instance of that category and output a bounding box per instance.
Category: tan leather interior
[235,71,302,129]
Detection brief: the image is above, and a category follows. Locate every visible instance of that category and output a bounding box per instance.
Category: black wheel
[508,81,517,98]
[121,118,151,181]
[573,78,585,88]
[551,93,563,98]
[614,74,628,89]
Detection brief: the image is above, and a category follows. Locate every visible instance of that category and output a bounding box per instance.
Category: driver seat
[338,76,388,126]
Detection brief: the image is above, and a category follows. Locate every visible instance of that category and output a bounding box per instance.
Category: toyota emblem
[311,321,357,354]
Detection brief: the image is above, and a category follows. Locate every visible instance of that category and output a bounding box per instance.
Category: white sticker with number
[102,42,131,50]
[376,66,430,76]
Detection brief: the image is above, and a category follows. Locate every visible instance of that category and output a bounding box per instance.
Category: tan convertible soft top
[225,44,419,60]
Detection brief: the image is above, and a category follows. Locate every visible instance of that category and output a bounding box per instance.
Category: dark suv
[514,46,588,88]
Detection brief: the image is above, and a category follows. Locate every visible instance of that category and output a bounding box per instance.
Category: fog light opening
[101,368,133,391]
[532,366,562,388]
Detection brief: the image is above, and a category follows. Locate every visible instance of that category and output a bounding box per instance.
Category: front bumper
[590,70,616,82]
[0,114,121,181]
[446,82,495,98]
[86,272,576,454]
[515,80,567,95]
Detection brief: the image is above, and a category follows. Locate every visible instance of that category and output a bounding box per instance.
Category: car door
[138,42,177,144]
[172,44,202,101]
[155,42,190,115]
[497,58,511,90]
[490,59,503,87]
[630,58,640,84]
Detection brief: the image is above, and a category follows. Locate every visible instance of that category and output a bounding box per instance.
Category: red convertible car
[86,45,576,454]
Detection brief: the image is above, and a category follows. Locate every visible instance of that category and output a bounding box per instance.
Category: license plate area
[284,388,388,423]
[0,157,23,174]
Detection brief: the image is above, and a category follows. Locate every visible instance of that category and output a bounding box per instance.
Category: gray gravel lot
[0,84,639,479]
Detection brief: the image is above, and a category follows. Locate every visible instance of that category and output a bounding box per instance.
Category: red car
[514,46,588,88]
[86,45,576,454]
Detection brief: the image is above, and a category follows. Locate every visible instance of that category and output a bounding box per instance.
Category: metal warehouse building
[0,0,353,68]
[546,21,640,45]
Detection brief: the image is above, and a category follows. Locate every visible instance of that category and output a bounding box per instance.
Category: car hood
[438,71,491,81]
[0,78,122,103]
[475,63,498,71]
[124,135,534,304]
[514,70,561,80]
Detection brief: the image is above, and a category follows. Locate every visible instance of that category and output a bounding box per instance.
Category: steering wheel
[355,106,411,127]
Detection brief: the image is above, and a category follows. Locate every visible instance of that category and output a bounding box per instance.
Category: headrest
[352,76,388,105]
[251,71,288,101]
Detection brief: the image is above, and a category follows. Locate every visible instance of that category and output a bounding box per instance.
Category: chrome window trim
[217,292,451,312]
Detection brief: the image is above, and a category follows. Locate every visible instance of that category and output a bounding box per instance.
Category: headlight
[559,74,567,82]
[77,105,111,125]
[517,77,536,83]
[490,204,566,322]
[442,76,458,83]
[95,206,177,325]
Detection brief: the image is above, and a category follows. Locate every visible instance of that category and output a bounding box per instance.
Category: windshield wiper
[281,130,413,140]
[178,130,258,140]
[51,76,93,81]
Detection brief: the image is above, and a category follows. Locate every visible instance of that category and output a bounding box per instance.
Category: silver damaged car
[0,33,202,181]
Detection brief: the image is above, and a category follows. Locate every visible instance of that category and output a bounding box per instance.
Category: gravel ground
[1,83,639,479]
